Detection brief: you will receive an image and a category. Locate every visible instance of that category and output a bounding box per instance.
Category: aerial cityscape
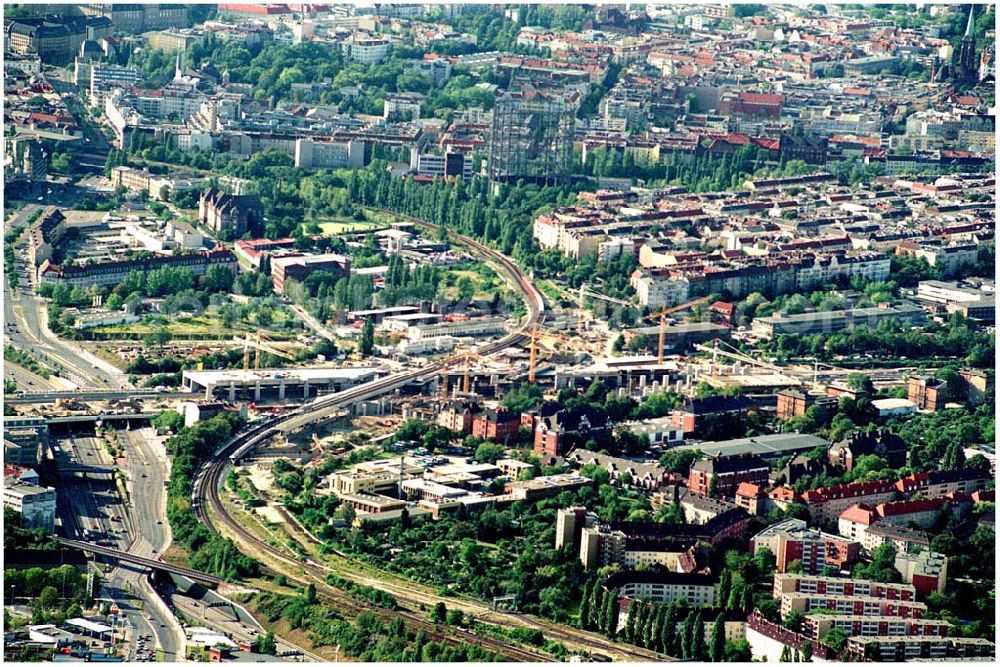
[1,1,995,664]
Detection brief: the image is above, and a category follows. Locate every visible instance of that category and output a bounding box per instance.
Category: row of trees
[164,412,259,580]
[5,564,96,624]
[578,580,747,661]
[254,589,500,661]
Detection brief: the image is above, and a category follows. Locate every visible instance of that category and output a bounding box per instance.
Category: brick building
[436,399,480,434]
[828,429,908,471]
[472,407,521,442]
[775,389,837,421]
[533,404,610,457]
[198,187,264,240]
[688,453,769,498]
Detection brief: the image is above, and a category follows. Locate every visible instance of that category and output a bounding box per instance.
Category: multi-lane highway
[114,427,184,660]
[54,432,182,661]
[3,243,128,390]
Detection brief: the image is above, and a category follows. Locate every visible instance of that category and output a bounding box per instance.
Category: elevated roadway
[55,538,224,586]
[7,390,192,405]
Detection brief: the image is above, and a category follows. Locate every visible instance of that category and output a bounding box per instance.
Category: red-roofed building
[218,3,292,16]
[839,504,877,542]
[802,479,898,522]
[895,468,988,498]
[3,464,38,485]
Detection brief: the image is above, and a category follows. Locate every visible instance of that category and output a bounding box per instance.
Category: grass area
[442,268,501,301]
[538,279,574,307]
[91,316,237,337]
[84,344,128,371]
[313,220,384,235]
[89,311,299,338]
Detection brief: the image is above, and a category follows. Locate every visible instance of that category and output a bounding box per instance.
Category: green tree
[822,627,848,652]
[474,441,506,464]
[602,588,619,638]
[783,610,805,633]
[38,586,59,609]
[253,631,276,654]
[579,578,593,629]
[151,410,184,433]
[358,317,375,357]
[431,601,447,624]
[710,612,726,662]
[623,600,638,643]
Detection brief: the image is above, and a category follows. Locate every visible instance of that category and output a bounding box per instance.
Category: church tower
[958,5,978,83]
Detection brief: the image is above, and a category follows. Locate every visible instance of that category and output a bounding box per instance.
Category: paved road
[4,266,129,391]
[5,361,56,391]
[119,427,184,661]
[56,433,179,661]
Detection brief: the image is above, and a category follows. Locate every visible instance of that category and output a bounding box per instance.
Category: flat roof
[673,432,827,458]
[182,366,379,385]
[66,618,112,634]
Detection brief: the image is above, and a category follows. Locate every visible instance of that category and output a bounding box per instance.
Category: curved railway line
[192,225,551,661]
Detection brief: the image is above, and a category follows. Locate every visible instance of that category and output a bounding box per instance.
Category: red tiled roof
[840,503,877,525]
[876,497,946,518]
[738,92,785,106]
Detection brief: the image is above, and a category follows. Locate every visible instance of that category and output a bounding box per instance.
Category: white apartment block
[295,138,365,170]
[341,36,390,64]
[3,480,57,531]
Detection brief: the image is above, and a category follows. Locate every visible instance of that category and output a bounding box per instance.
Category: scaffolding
[486,88,574,186]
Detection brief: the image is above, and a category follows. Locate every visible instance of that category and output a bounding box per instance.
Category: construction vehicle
[643,296,712,364]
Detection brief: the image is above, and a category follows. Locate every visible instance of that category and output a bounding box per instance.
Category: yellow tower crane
[642,296,712,364]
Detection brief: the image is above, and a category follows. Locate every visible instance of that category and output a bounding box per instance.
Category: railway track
[199,484,551,662]
[192,224,548,660]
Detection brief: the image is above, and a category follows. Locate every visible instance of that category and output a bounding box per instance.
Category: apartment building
[631,251,890,308]
[752,519,861,575]
[3,479,57,531]
[800,479,899,522]
[341,35,391,64]
[894,468,989,498]
[384,93,424,121]
[603,571,718,608]
[806,614,949,642]
[896,241,979,277]
[846,635,994,661]
[688,453,769,498]
[895,551,948,597]
[294,137,365,170]
[580,509,751,569]
[409,149,473,182]
[773,573,924,620]
[38,247,237,288]
[555,507,598,550]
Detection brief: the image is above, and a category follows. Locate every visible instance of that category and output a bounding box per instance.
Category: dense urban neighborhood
[2,2,996,664]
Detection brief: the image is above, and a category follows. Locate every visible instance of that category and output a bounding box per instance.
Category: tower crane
[237,332,298,398]
[525,325,601,384]
[642,296,712,364]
